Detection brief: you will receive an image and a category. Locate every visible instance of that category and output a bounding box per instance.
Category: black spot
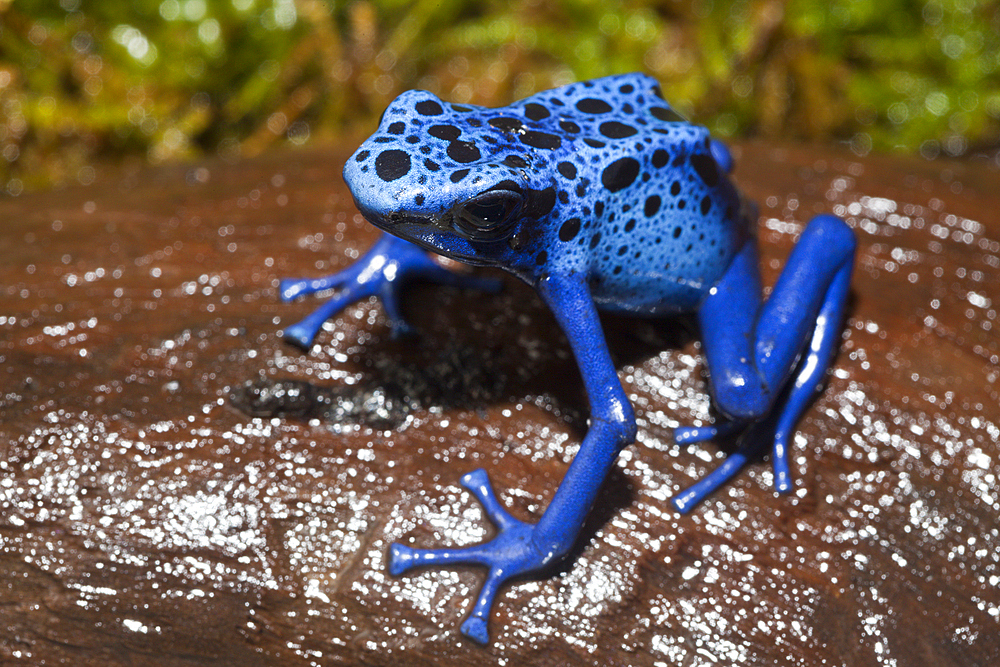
[450,169,469,183]
[406,135,420,144]
[650,106,684,123]
[599,121,638,139]
[526,187,557,218]
[652,84,664,99]
[624,218,636,232]
[557,162,577,179]
[520,131,561,150]
[424,159,440,171]
[576,182,586,197]
[652,149,669,168]
[489,117,523,133]
[448,141,481,164]
[552,98,565,106]
[535,250,548,265]
[613,266,623,275]
[428,124,461,140]
[673,226,682,239]
[678,199,687,210]
[690,153,720,187]
[589,232,601,249]
[559,120,581,133]
[644,195,661,217]
[617,245,628,256]
[415,194,425,205]
[601,157,640,192]
[619,83,634,94]
[375,149,411,182]
[415,100,443,116]
[387,122,405,134]
[558,190,569,204]
[670,181,682,196]
[355,150,370,162]
[559,217,581,242]
[584,139,606,148]
[700,195,712,215]
[524,103,550,120]
[374,137,394,144]
[577,98,612,114]
[594,201,604,216]
[503,155,528,168]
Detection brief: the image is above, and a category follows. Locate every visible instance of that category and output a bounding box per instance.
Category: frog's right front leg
[389,272,635,644]
[279,232,501,347]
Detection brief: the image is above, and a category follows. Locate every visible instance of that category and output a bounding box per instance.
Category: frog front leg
[389,272,635,643]
[279,232,501,347]
[672,214,856,511]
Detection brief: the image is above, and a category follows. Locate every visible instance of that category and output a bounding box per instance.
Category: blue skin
[279,73,856,643]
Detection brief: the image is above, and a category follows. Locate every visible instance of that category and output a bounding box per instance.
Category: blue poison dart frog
[278,73,856,643]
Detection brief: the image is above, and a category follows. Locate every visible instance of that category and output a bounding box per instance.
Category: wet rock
[1,141,999,665]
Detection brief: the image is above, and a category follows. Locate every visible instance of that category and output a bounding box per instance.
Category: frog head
[343,90,557,269]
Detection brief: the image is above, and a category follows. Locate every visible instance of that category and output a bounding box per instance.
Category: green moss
[1,0,998,193]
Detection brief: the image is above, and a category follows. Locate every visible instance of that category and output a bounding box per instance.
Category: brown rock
[1,141,998,665]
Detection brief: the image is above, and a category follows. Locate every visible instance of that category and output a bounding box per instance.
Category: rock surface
[1,141,999,665]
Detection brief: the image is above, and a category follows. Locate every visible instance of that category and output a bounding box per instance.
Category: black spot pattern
[690,153,719,186]
[524,103,550,120]
[557,162,577,180]
[650,106,684,123]
[599,121,638,139]
[559,217,581,242]
[601,157,640,192]
[428,125,461,140]
[577,98,612,114]
[375,149,410,181]
[448,141,481,163]
[415,100,443,116]
[644,195,661,217]
[344,73,742,317]
[520,131,561,150]
[489,117,523,133]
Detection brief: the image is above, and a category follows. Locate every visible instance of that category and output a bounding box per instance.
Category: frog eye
[454,190,523,239]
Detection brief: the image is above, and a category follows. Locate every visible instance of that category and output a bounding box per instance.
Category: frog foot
[389,469,556,644]
[280,233,501,347]
[672,409,794,513]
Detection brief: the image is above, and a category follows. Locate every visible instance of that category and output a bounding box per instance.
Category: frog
[278,72,856,643]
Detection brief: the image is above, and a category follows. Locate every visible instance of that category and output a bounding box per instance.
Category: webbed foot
[280,233,501,347]
[389,469,558,644]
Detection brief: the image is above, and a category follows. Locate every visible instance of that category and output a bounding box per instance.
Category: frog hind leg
[279,232,501,347]
[672,214,856,512]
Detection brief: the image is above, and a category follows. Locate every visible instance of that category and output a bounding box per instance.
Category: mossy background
[1,0,998,194]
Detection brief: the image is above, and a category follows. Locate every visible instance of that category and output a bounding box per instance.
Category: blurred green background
[2,0,998,194]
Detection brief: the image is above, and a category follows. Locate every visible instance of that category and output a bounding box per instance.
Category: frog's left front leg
[389,272,635,644]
